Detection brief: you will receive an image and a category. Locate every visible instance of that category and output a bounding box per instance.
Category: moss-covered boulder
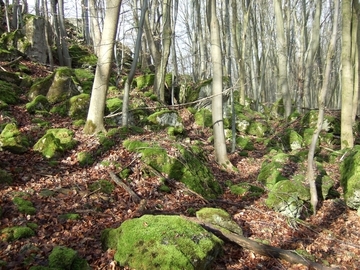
[196,208,243,235]
[266,180,310,218]
[101,215,223,270]
[25,95,51,113]
[123,140,222,199]
[0,123,29,153]
[286,129,303,151]
[28,67,80,104]
[340,146,360,209]
[0,69,22,86]
[68,93,90,119]
[33,128,76,158]
[257,153,291,189]
[0,81,20,104]
[133,74,155,90]
[247,121,268,137]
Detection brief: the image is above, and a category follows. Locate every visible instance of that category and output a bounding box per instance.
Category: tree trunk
[122,0,147,126]
[306,0,338,215]
[84,0,122,134]
[207,0,231,168]
[341,0,355,149]
[58,0,71,67]
[273,0,291,117]
[89,0,102,56]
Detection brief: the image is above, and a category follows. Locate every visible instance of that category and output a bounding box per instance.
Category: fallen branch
[2,56,23,67]
[182,216,339,270]
[109,171,141,203]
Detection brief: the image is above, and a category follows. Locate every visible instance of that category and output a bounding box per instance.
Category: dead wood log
[182,216,339,270]
[109,171,141,203]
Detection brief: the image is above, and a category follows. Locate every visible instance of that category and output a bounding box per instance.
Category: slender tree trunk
[341,0,355,149]
[122,0,147,126]
[58,0,71,67]
[207,0,231,168]
[89,0,102,56]
[306,0,338,215]
[84,0,122,134]
[274,0,291,117]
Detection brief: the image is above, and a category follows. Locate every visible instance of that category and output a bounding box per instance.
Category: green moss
[2,226,35,241]
[39,189,56,197]
[69,44,97,68]
[103,215,222,269]
[0,169,13,184]
[89,180,114,194]
[106,98,122,112]
[58,213,81,221]
[230,183,264,197]
[247,121,268,137]
[68,94,90,119]
[83,120,97,134]
[167,126,184,136]
[194,109,212,127]
[26,95,50,113]
[28,73,55,100]
[26,223,39,230]
[133,74,155,90]
[13,197,36,215]
[0,123,29,154]
[46,128,77,150]
[0,81,19,104]
[33,133,62,158]
[236,136,254,150]
[74,69,94,94]
[159,184,171,193]
[48,246,89,270]
[77,151,94,166]
[265,180,310,218]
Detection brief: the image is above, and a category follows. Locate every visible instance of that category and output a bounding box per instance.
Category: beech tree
[84,0,122,134]
[341,0,355,149]
[207,0,231,168]
[306,0,339,215]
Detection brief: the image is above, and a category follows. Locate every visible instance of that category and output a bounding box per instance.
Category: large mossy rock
[265,180,310,218]
[0,123,29,153]
[102,215,223,270]
[33,128,76,158]
[68,93,90,120]
[123,140,222,199]
[340,146,360,209]
[257,152,292,188]
[28,67,80,103]
[0,81,20,104]
[133,74,155,90]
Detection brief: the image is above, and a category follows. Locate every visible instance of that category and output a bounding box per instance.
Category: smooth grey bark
[42,0,54,69]
[89,0,102,56]
[84,0,122,134]
[58,0,71,67]
[306,0,338,215]
[170,0,179,105]
[82,0,91,46]
[143,0,172,103]
[303,0,321,109]
[207,0,231,167]
[341,0,355,149]
[274,0,291,117]
[122,0,147,126]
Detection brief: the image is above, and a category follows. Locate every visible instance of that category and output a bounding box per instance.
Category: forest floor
[0,62,360,269]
